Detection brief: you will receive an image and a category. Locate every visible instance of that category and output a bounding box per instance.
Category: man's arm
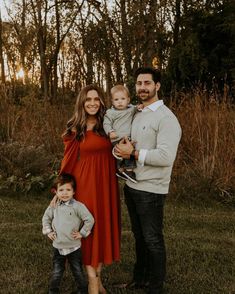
[115,116,181,167]
[143,116,181,167]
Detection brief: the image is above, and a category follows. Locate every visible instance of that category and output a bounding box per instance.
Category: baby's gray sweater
[127,104,181,194]
[42,199,94,249]
[103,105,136,142]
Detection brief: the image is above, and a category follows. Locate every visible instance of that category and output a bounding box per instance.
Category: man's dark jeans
[124,185,166,293]
[49,248,87,294]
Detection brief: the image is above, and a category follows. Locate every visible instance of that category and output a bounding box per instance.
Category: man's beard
[137,88,156,101]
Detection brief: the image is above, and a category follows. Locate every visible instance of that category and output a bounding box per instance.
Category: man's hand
[48,231,57,241]
[72,231,83,240]
[115,137,134,159]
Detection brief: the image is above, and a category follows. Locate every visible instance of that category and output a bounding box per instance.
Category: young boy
[42,173,94,294]
[103,85,138,183]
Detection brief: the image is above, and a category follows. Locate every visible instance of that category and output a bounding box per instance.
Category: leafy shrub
[0,142,60,193]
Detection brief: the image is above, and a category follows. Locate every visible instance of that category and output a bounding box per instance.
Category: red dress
[60,130,120,267]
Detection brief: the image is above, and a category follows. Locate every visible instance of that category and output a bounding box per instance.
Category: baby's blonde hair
[110,85,130,99]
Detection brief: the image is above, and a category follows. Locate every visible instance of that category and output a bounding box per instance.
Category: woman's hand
[50,194,58,208]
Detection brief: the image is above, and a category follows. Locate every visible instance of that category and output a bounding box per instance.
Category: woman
[59,84,120,294]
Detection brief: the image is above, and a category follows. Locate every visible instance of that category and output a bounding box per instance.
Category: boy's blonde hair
[110,85,130,99]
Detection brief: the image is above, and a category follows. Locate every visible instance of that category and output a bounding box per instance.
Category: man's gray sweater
[127,103,181,194]
[42,199,94,249]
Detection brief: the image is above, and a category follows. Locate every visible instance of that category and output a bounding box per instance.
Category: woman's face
[84,90,101,116]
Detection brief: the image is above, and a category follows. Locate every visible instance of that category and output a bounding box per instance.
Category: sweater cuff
[138,149,148,166]
[79,228,91,238]
[42,226,52,235]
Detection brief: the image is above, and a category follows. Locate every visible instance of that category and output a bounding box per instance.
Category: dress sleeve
[60,133,80,174]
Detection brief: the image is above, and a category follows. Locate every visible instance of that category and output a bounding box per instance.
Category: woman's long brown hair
[63,84,107,140]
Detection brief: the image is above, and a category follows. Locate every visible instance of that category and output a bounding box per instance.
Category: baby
[103,85,138,183]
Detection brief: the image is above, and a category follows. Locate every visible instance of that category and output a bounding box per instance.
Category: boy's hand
[136,103,144,111]
[47,231,57,241]
[72,230,83,240]
[109,131,118,140]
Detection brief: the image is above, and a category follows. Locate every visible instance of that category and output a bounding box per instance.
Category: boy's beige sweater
[127,104,181,194]
[42,199,94,249]
[103,105,136,142]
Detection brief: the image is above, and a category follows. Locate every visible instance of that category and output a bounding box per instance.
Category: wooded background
[0,3,234,293]
[0,0,234,203]
[0,0,235,101]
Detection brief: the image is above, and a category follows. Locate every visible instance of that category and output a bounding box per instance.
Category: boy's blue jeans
[124,185,166,293]
[49,248,87,294]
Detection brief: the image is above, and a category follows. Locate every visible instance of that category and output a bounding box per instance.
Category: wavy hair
[63,84,107,140]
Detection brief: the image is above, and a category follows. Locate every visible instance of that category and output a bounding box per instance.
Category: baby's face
[112,91,130,110]
[56,182,74,202]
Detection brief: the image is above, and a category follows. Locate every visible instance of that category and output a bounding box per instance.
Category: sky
[0,0,10,20]
[0,1,112,21]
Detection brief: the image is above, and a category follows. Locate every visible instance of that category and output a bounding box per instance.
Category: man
[115,67,181,294]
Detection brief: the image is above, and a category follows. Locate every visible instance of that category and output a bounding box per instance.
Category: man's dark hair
[134,67,161,84]
[54,173,76,191]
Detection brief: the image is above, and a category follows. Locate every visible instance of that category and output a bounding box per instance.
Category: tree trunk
[0,12,6,84]
[38,27,49,100]
[86,50,94,85]
[32,0,50,99]
[173,0,181,45]
[120,0,132,78]
[104,58,112,105]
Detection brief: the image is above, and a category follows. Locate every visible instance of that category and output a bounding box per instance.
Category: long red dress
[60,130,120,267]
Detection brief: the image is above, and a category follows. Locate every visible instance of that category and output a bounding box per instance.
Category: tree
[0,11,5,84]
[167,0,235,91]
[30,0,84,100]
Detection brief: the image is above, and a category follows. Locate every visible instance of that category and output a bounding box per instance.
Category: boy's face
[112,91,130,110]
[56,182,75,202]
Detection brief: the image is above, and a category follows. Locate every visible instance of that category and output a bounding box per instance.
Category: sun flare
[16,68,25,79]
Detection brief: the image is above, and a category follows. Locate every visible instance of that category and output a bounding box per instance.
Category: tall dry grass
[171,89,235,203]
[0,84,73,153]
[0,84,73,191]
[0,84,234,202]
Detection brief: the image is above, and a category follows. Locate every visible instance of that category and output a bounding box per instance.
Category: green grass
[0,189,234,294]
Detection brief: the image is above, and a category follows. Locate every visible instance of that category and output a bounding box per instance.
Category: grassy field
[0,188,234,294]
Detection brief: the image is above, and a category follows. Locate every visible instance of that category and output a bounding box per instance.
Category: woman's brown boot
[88,277,99,294]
